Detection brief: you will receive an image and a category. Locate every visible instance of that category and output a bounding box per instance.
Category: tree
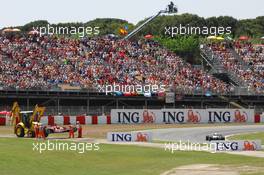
[20,20,49,32]
[155,35,201,64]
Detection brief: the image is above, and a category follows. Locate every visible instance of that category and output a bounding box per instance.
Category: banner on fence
[211,140,262,151]
[107,131,152,142]
[110,109,255,124]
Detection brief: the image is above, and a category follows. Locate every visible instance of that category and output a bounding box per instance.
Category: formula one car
[206,133,225,141]
[45,125,77,135]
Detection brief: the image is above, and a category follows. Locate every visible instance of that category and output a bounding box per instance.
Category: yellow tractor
[10,102,46,137]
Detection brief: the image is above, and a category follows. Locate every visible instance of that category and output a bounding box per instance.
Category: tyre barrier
[0,115,110,126]
[255,114,261,123]
[0,117,6,125]
[40,115,111,125]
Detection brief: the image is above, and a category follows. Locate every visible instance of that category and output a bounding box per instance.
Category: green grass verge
[0,138,264,175]
[228,132,264,143]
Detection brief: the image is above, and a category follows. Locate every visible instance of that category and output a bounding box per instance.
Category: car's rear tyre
[15,125,25,137]
[206,136,209,141]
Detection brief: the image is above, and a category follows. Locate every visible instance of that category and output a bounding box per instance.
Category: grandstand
[202,41,263,94]
[0,34,263,115]
[0,35,229,92]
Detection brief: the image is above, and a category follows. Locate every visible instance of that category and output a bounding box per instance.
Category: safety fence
[1,108,263,125]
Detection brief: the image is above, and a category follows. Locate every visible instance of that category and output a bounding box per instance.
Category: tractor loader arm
[10,102,21,125]
[30,105,46,123]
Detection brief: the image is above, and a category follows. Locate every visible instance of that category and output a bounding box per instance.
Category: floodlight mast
[124,2,178,40]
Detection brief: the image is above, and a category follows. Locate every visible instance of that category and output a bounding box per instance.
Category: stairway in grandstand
[227,47,257,93]
[200,45,247,87]
[228,48,251,70]
[199,49,249,109]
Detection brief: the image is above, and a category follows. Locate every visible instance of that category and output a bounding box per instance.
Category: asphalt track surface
[146,125,264,143]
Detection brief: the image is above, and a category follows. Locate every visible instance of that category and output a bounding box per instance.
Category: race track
[146,125,264,143]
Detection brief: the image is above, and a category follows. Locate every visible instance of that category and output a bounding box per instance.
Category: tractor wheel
[15,125,25,137]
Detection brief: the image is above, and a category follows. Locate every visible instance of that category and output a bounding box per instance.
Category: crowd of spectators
[0,35,230,94]
[234,41,264,77]
[207,42,263,93]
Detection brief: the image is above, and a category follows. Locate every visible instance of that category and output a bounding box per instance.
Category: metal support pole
[116,98,119,109]
[57,98,60,115]
[86,98,90,115]
[27,98,29,111]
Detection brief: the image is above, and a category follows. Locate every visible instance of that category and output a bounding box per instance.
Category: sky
[0,0,263,28]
